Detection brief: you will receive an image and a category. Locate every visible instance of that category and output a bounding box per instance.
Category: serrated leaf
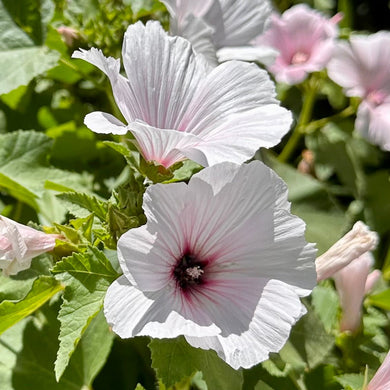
[0,275,63,335]
[335,373,365,390]
[367,289,390,311]
[52,247,118,381]
[56,191,108,221]
[0,299,113,389]
[149,337,243,390]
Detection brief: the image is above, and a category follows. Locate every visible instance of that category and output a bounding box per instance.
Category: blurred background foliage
[1,0,390,389]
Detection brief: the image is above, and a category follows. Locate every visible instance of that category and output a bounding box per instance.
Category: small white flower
[0,216,58,276]
[104,161,317,369]
[73,21,291,169]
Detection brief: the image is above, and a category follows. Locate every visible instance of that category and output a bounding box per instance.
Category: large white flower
[161,0,274,65]
[72,21,291,169]
[104,161,317,369]
[0,216,58,276]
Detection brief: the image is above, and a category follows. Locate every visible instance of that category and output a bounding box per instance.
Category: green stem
[305,105,355,134]
[278,80,318,163]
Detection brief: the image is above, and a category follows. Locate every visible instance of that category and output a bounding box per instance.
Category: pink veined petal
[84,111,128,135]
[334,252,373,332]
[129,121,203,168]
[104,276,221,338]
[121,21,211,130]
[186,279,307,369]
[367,351,390,390]
[118,182,190,291]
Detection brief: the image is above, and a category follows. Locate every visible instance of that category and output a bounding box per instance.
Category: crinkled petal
[186,279,306,369]
[84,111,128,135]
[104,276,220,338]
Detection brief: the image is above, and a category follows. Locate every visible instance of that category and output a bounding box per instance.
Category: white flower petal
[129,121,203,168]
[72,48,135,122]
[186,279,306,369]
[217,45,278,66]
[84,111,128,135]
[121,21,211,130]
[104,276,220,338]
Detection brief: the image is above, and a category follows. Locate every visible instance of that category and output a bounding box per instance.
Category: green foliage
[0,275,63,335]
[0,300,113,389]
[150,337,243,390]
[51,247,119,381]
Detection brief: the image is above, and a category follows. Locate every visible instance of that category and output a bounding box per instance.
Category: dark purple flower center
[173,253,205,291]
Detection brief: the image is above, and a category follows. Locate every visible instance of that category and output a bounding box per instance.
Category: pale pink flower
[0,216,58,276]
[367,350,390,390]
[315,221,378,281]
[327,32,390,151]
[104,161,317,369]
[334,252,380,332]
[57,26,79,47]
[161,0,273,65]
[257,4,340,85]
[72,21,291,169]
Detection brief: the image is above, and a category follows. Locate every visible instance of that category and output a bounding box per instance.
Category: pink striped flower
[258,4,340,85]
[73,21,291,169]
[161,0,273,65]
[0,216,58,276]
[367,350,390,390]
[328,32,390,151]
[104,161,317,369]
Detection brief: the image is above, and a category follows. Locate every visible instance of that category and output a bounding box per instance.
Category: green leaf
[254,380,275,390]
[335,374,365,390]
[52,247,118,381]
[312,285,340,333]
[0,46,60,95]
[0,275,63,335]
[56,192,108,221]
[367,289,390,311]
[149,336,243,390]
[287,309,335,369]
[0,131,92,220]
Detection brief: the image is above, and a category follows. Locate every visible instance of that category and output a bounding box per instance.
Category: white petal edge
[84,111,128,135]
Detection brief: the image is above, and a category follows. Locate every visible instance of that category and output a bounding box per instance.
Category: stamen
[291,51,309,65]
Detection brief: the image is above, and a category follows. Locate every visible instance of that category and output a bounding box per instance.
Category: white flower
[104,161,317,369]
[0,216,58,276]
[72,21,291,169]
[161,0,273,65]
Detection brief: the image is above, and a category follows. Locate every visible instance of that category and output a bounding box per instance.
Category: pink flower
[161,0,273,64]
[334,252,380,332]
[258,4,340,85]
[73,21,291,169]
[104,161,317,369]
[315,221,378,281]
[367,350,390,390]
[0,216,58,276]
[327,32,390,151]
